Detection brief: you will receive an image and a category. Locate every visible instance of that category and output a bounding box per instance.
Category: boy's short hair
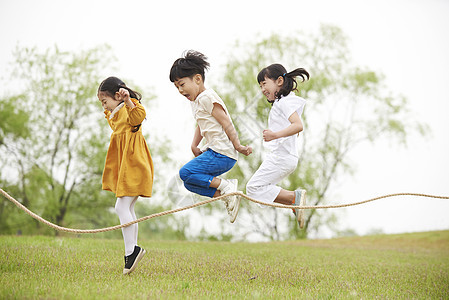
[169,50,210,82]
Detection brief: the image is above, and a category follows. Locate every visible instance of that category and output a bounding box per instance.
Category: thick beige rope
[1,188,448,234]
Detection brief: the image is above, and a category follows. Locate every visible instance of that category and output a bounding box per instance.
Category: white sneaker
[228,192,241,223]
[293,189,307,228]
[220,179,240,223]
[220,179,238,210]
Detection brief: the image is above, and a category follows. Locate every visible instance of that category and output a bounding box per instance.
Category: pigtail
[279,68,310,97]
[285,68,309,83]
[278,68,309,98]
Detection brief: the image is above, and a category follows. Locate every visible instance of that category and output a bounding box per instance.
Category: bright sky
[1,0,448,239]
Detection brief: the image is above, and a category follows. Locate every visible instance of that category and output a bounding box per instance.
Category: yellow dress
[102,99,154,198]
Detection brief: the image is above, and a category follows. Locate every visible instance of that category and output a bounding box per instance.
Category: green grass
[1,231,448,299]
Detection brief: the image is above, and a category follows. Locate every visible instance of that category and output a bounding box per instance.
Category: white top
[191,89,238,160]
[264,92,306,157]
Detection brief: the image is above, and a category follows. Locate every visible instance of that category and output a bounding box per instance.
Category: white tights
[115,196,139,256]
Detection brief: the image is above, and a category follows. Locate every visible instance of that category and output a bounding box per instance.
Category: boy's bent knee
[179,167,190,182]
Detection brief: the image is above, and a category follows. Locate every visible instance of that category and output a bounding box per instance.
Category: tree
[215,25,426,240]
[0,96,30,146]
[0,45,116,234]
[0,45,182,239]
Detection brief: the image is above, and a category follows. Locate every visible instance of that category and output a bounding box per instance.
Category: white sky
[1,0,448,238]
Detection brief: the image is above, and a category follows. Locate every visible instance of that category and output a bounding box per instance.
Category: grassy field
[1,231,448,299]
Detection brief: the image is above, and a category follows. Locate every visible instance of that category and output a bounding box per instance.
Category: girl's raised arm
[118,88,136,109]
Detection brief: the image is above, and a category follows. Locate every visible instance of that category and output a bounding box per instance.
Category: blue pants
[179,149,236,198]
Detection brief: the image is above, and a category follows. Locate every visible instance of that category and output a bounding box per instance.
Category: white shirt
[191,89,238,160]
[264,92,306,157]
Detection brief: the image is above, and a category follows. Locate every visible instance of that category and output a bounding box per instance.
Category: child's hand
[192,147,203,157]
[237,145,252,156]
[118,88,130,101]
[118,88,135,108]
[263,129,278,142]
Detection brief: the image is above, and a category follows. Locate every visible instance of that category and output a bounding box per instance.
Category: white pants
[246,151,298,204]
[115,196,139,256]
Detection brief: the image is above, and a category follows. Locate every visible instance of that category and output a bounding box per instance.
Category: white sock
[217,178,229,193]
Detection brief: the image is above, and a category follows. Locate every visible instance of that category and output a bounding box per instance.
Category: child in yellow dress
[98,76,154,275]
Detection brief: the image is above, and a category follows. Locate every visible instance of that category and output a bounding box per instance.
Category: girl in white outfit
[246,63,309,228]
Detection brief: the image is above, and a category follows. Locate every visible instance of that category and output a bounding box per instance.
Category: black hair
[257,64,309,101]
[98,76,143,132]
[169,50,210,82]
[97,76,142,101]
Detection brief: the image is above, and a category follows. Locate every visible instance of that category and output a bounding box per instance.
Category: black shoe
[123,245,146,275]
